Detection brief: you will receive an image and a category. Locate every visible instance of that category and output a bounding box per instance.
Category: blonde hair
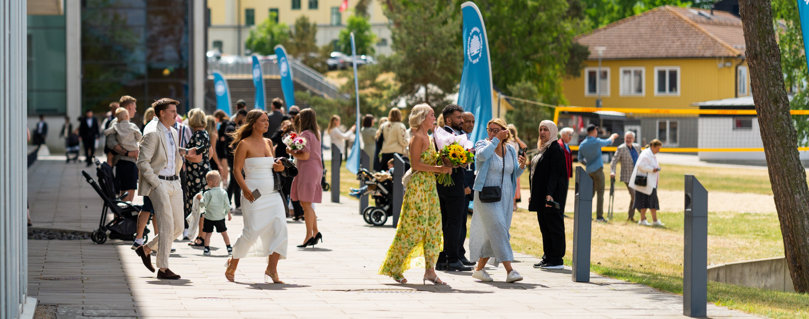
[507,123,519,142]
[408,103,433,130]
[436,114,445,128]
[388,108,402,123]
[114,107,129,121]
[327,115,340,134]
[205,170,221,185]
[375,117,389,139]
[187,108,206,130]
[205,115,217,138]
[142,107,155,126]
[487,118,510,140]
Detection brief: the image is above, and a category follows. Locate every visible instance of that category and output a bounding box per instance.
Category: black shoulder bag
[478,144,505,203]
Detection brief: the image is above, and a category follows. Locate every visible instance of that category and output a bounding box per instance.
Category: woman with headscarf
[469,118,527,283]
[528,120,568,270]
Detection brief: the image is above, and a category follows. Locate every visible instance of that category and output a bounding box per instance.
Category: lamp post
[594,46,606,108]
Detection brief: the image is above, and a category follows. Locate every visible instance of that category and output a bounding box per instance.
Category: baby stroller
[65,133,80,163]
[82,158,146,244]
[351,169,394,226]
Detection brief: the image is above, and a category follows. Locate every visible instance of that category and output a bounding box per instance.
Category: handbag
[478,144,505,203]
[278,157,298,178]
[634,174,648,187]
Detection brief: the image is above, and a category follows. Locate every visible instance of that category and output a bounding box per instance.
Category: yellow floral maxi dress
[379,142,443,278]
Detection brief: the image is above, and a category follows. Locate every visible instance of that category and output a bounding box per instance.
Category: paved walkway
[27,157,757,318]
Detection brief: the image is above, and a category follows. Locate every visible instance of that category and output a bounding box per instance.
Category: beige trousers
[146,179,184,269]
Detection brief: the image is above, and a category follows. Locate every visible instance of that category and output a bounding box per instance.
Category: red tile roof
[576,6,744,60]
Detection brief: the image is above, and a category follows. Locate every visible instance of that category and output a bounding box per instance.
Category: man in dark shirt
[436,104,473,272]
[78,110,100,166]
[266,97,286,138]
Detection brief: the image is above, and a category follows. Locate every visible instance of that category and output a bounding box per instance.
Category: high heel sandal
[314,232,323,244]
[225,258,238,282]
[264,270,285,284]
[296,237,315,248]
[392,274,407,284]
[423,274,446,285]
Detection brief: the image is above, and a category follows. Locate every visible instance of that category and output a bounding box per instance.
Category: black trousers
[438,195,467,264]
[227,170,241,209]
[82,138,95,162]
[537,206,566,264]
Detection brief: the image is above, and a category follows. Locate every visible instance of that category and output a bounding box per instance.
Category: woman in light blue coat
[469,118,527,283]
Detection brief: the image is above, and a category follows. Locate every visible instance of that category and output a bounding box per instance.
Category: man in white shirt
[134,98,193,280]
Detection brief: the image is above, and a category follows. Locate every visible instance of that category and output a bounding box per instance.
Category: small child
[387,158,395,174]
[196,171,232,256]
[104,107,142,161]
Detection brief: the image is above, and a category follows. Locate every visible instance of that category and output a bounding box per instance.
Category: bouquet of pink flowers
[282,132,307,151]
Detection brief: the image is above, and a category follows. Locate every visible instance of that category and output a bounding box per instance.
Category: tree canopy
[337,15,377,56]
[245,13,290,55]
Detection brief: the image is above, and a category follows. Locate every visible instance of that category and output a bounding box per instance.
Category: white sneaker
[639,220,651,226]
[472,269,493,282]
[653,220,665,227]
[506,270,523,283]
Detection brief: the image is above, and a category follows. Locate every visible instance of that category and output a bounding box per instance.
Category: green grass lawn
[518,163,784,195]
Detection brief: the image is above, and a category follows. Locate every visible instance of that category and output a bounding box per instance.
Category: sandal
[392,274,407,284]
[188,236,205,247]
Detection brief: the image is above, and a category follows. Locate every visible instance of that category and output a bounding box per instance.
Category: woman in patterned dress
[184,109,211,245]
[379,103,453,285]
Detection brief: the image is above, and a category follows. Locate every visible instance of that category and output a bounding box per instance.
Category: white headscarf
[537,120,558,155]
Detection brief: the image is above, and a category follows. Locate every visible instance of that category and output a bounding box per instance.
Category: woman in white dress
[225,110,288,283]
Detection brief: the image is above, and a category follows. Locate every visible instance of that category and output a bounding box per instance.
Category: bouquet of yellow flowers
[435,142,475,186]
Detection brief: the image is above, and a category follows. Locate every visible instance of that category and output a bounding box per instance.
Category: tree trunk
[739,0,809,293]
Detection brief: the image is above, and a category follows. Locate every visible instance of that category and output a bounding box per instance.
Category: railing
[208,58,347,100]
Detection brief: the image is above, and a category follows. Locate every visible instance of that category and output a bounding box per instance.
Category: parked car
[327,51,351,70]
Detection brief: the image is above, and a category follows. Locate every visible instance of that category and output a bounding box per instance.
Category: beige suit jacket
[137,120,183,197]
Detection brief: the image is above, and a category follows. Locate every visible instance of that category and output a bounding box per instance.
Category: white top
[628,148,660,195]
[328,127,355,156]
[158,122,177,177]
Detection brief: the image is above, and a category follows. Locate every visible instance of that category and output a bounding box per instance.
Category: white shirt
[158,122,177,177]
[86,118,93,128]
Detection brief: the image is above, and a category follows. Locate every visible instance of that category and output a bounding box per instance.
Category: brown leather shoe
[157,268,181,280]
[135,246,155,272]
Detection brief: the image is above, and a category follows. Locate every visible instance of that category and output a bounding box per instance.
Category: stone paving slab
[27,158,759,318]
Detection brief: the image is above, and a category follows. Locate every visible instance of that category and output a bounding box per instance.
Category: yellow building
[561,6,748,147]
[207,0,391,56]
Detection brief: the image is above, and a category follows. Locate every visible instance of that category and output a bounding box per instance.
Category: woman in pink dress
[290,108,324,248]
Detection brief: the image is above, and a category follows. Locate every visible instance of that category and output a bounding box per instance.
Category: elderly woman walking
[629,139,664,226]
[469,118,527,283]
[529,120,568,270]
[610,131,641,222]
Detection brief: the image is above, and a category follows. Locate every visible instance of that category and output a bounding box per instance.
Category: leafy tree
[284,16,326,71]
[245,13,290,55]
[581,0,691,29]
[505,80,553,146]
[738,0,809,293]
[772,0,809,145]
[337,15,377,56]
[355,0,372,17]
[382,0,462,106]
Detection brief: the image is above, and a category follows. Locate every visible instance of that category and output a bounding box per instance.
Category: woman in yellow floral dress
[380,103,453,285]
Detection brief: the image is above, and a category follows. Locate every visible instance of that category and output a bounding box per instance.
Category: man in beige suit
[134,98,193,279]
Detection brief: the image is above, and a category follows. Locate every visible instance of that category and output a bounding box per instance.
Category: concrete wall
[707,257,795,292]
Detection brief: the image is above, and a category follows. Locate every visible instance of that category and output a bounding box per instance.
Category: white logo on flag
[280,57,289,77]
[468,27,483,64]
[215,82,225,96]
[253,64,261,80]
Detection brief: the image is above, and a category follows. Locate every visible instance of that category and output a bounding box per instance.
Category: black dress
[528,141,568,265]
[184,130,211,216]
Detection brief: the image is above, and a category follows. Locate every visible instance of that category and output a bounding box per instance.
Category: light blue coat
[473,137,524,193]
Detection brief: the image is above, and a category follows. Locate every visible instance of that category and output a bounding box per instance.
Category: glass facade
[81,0,190,114]
[27,14,67,115]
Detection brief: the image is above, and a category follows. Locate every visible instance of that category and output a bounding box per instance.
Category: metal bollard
[684,175,708,317]
[572,166,593,283]
[331,145,341,203]
[392,154,406,227]
[359,152,370,214]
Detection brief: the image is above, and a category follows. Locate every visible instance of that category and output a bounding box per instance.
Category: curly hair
[408,103,433,130]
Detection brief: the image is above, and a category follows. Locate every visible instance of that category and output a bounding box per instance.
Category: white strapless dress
[231,157,288,259]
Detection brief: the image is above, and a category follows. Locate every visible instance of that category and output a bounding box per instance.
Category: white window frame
[654,66,681,96]
[656,119,680,146]
[737,66,749,97]
[619,67,645,96]
[584,67,610,97]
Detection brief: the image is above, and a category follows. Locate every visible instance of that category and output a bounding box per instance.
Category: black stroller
[352,168,394,226]
[82,158,146,244]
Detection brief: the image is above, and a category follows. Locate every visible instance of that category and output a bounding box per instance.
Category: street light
[594,46,606,108]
